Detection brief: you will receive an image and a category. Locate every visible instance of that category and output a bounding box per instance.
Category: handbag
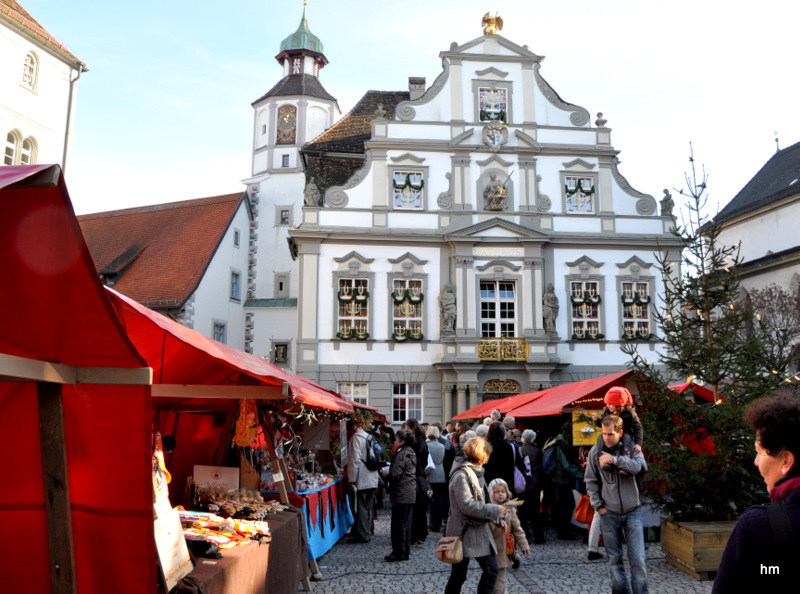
[426,452,435,473]
[436,524,469,564]
[574,493,595,525]
[511,444,527,493]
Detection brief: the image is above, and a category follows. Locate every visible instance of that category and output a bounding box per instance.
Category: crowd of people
[343,388,800,593]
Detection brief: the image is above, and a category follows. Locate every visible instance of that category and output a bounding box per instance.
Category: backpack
[363,433,386,471]
[542,443,558,476]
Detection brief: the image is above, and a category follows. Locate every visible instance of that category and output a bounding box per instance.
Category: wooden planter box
[661,518,736,580]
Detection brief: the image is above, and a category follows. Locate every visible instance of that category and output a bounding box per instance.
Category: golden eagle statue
[482,12,503,35]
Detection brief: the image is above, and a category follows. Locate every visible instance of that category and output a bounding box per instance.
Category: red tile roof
[0,0,84,65]
[77,193,247,309]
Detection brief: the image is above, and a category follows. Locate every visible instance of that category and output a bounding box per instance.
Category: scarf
[770,475,800,503]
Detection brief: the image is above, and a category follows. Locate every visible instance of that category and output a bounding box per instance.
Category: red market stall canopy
[0,165,154,593]
[668,381,715,403]
[108,288,353,414]
[452,389,547,421]
[507,371,632,417]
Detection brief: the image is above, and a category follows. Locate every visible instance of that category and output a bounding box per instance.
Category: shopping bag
[436,535,463,563]
[574,494,595,525]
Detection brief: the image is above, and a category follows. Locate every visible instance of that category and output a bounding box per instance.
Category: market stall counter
[176,507,307,594]
[264,477,353,560]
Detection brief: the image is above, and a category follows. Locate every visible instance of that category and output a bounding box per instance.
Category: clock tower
[242,4,338,365]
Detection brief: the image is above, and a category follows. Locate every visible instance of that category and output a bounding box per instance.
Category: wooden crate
[661,518,736,580]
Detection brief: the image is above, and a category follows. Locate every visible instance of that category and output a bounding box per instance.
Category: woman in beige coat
[444,437,507,594]
[487,478,530,594]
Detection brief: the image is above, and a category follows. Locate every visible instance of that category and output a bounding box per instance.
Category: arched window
[20,137,37,165]
[4,131,21,165]
[22,52,38,91]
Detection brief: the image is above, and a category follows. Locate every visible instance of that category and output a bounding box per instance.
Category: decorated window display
[571,281,603,339]
[565,176,595,214]
[479,87,507,122]
[391,279,423,341]
[337,278,369,339]
[392,171,424,209]
[621,281,653,340]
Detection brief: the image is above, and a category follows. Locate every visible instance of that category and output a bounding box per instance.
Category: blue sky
[23,1,800,217]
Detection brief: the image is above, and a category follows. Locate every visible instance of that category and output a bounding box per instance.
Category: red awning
[507,371,632,418]
[668,382,715,402]
[451,389,550,421]
[108,289,354,413]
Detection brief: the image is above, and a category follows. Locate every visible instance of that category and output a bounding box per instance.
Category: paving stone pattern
[301,499,715,593]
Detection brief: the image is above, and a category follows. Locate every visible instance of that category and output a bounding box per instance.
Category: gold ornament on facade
[481,12,503,35]
[483,379,521,394]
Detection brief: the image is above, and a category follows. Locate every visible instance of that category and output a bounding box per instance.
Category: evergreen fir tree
[622,148,792,521]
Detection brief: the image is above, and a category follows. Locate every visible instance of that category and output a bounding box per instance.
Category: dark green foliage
[623,149,791,521]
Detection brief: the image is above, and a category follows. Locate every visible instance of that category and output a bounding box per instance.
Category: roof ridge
[0,0,83,64]
[78,192,243,220]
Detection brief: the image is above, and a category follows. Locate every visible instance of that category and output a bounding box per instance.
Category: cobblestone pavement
[303,502,715,593]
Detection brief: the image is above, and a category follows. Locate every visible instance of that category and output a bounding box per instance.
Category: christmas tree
[623,148,794,521]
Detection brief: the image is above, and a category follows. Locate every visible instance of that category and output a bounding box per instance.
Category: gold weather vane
[482,12,503,35]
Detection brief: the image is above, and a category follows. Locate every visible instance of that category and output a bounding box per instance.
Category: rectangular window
[233,229,240,247]
[230,271,241,301]
[338,382,368,406]
[479,87,507,122]
[337,278,369,339]
[392,279,423,339]
[571,281,602,339]
[479,281,516,338]
[392,171,423,210]
[280,209,290,225]
[621,282,650,339]
[565,176,595,214]
[392,383,422,424]
[282,154,290,167]
[213,322,226,344]
[273,342,289,364]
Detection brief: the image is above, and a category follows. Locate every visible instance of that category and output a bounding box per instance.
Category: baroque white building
[274,20,681,424]
[0,0,86,169]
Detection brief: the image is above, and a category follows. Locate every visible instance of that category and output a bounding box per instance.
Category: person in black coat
[713,395,800,592]
[483,422,527,498]
[520,428,545,543]
[383,430,417,562]
[404,417,430,544]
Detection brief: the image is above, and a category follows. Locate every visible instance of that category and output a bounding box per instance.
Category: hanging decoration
[233,399,259,448]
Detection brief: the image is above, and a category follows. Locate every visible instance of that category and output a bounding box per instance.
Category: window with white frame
[391,278,423,340]
[392,383,422,424]
[570,280,603,339]
[479,87,507,122]
[22,52,37,91]
[20,137,35,165]
[564,176,596,214]
[282,154,290,167]
[479,281,517,338]
[339,382,368,406]
[213,322,227,343]
[230,271,241,301]
[392,171,424,210]
[621,282,651,340]
[4,132,18,165]
[337,278,369,339]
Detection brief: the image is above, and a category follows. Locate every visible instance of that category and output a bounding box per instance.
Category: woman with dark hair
[384,430,417,562]
[445,436,507,594]
[404,418,430,544]
[483,422,525,497]
[712,395,800,592]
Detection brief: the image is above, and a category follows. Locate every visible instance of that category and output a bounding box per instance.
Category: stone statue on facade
[303,177,321,206]
[483,173,508,211]
[439,285,457,335]
[542,282,559,335]
[660,189,674,216]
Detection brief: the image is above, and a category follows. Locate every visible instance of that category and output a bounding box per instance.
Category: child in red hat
[592,386,643,452]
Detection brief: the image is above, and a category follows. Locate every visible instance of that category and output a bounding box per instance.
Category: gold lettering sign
[473,247,524,258]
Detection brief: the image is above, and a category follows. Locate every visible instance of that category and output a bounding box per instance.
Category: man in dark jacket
[585,415,648,594]
[383,430,417,562]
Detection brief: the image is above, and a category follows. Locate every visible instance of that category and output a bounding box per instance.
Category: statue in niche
[303,177,321,206]
[542,283,559,335]
[439,285,457,335]
[660,189,674,216]
[483,173,508,211]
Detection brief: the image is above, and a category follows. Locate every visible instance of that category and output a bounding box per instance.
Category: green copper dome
[279,8,324,55]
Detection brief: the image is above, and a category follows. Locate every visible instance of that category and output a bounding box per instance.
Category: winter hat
[488,478,511,501]
[604,386,632,407]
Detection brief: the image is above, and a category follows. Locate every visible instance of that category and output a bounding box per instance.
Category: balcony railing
[477,337,528,361]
